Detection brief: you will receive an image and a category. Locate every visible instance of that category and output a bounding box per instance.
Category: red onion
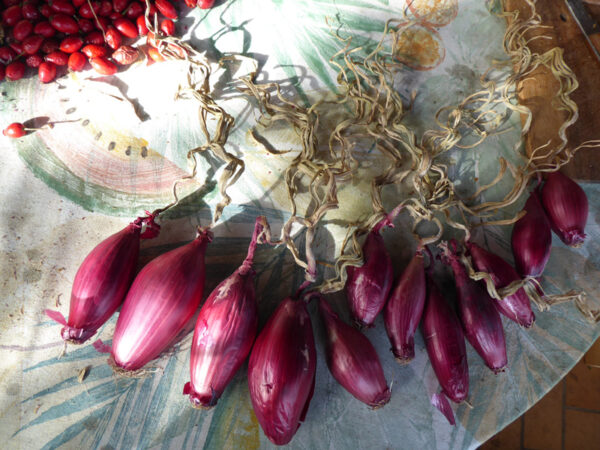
[319,297,391,408]
[183,218,264,408]
[442,241,507,373]
[383,250,426,362]
[422,274,468,404]
[541,171,588,247]
[45,214,160,344]
[466,242,535,328]
[110,228,212,372]
[345,217,393,327]
[248,297,316,446]
[511,190,552,277]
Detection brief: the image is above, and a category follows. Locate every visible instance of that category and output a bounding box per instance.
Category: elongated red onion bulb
[422,275,469,403]
[541,171,588,247]
[511,190,552,277]
[110,228,212,372]
[319,298,391,408]
[248,297,316,446]
[45,215,160,344]
[345,223,393,327]
[383,250,426,362]
[466,242,535,328]
[442,241,507,373]
[184,218,264,408]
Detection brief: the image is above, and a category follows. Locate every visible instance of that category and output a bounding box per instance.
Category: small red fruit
[34,21,56,38]
[114,18,138,38]
[38,61,57,83]
[25,54,44,68]
[22,3,41,21]
[12,19,34,42]
[160,19,175,36]
[2,6,23,27]
[68,52,87,71]
[45,50,69,66]
[105,27,122,50]
[5,61,26,81]
[3,122,26,138]
[60,36,84,54]
[155,0,178,19]
[0,46,18,64]
[50,14,79,34]
[89,56,117,75]
[82,44,109,58]
[197,0,215,9]
[50,0,76,15]
[136,16,148,36]
[22,35,45,55]
[124,2,144,19]
[84,31,105,45]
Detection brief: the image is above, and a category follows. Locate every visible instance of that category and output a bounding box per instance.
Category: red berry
[124,2,144,20]
[105,27,122,50]
[12,19,33,41]
[5,61,26,81]
[34,21,57,38]
[38,61,57,83]
[136,16,149,36]
[84,31,105,45]
[0,46,18,64]
[89,56,117,75]
[99,0,112,16]
[95,16,110,31]
[160,19,175,37]
[3,0,21,7]
[25,53,44,68]
[78,18,95,34]
[184,0,196,8]
[78,2,100,19]
[112,45,139,65]
[73,0,87,7]
[82,44,109,58]
[155,0,177,19]
[197,0,215,8]
[22,3,41,21]
[9,42,24,55]
[3,123,26,138]
[68,52,87,71]
[41,39,60,54]
[45,50,69,66]
[2,5,23,27]
[114,18,138,38]
[40,4,52,18]
[50,13,79,34]
[112,0,129,13]
[50,0,76,15]
[60,36,84,54]
[23,35,45,55]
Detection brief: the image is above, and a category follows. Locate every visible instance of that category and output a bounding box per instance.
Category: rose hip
[82,44,109,58]
[114,18,138,38]
[50,14,79,34]
[136,16,148,36]
[155,0,178,19]
[197,0,215,8]
[41,39,60,54]
[0,47,17,64]
[5,61,26,81]
[124,2,144,20]
[90,56,117,75]
[113,0,129,13]
[68,52,87,71]
[160,19,175,36]
[22,35,45,54]
[84,31,104,45]
[45,50,69,66]
[184,0,196,8]
[50,0,76,15]
[3,123,26,138]
[112,45,140,65]
[60,36,84,54]
[2,5,23,27]
[12,19,33,41]
[73,0,87,7]
[40,4,52,18]
[34,21,56,38]
[78,18,95,34]
[22,3,41,21]
[25,54,44,68]
[38,61,57,83]
[79,2,101,19]
[99,0,113,16]
[105,27,122,50]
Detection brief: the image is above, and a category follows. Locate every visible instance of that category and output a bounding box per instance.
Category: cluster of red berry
[0,0,215,83]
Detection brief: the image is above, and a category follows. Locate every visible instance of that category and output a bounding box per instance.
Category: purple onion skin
[383,252,426,362]
[422,276,469,403]
[184,267,258,408]
[467,242,535,328]
[345,230,394,327]
[63,222,142,344]
[248,297,316,446]
[511,191,552,278]
[319,298,391,408]
[111,230,211,371]
[445,247,507,373]
[541,171,588,247]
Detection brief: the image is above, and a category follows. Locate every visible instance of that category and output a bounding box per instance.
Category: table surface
[1,1,599,449]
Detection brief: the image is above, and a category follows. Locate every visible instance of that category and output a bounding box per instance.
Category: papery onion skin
[422,275,469,404]
[383,251,426,362]
[46,216,159,344]
[248,297,316,446]
[319,298,391,408]
[184,267,258,409]
[111,229,212,371]
[541,171,588,247]
[466,242,535,328]
[511,190,552,278]
[443,242,507,373]
[345,229,393,327]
